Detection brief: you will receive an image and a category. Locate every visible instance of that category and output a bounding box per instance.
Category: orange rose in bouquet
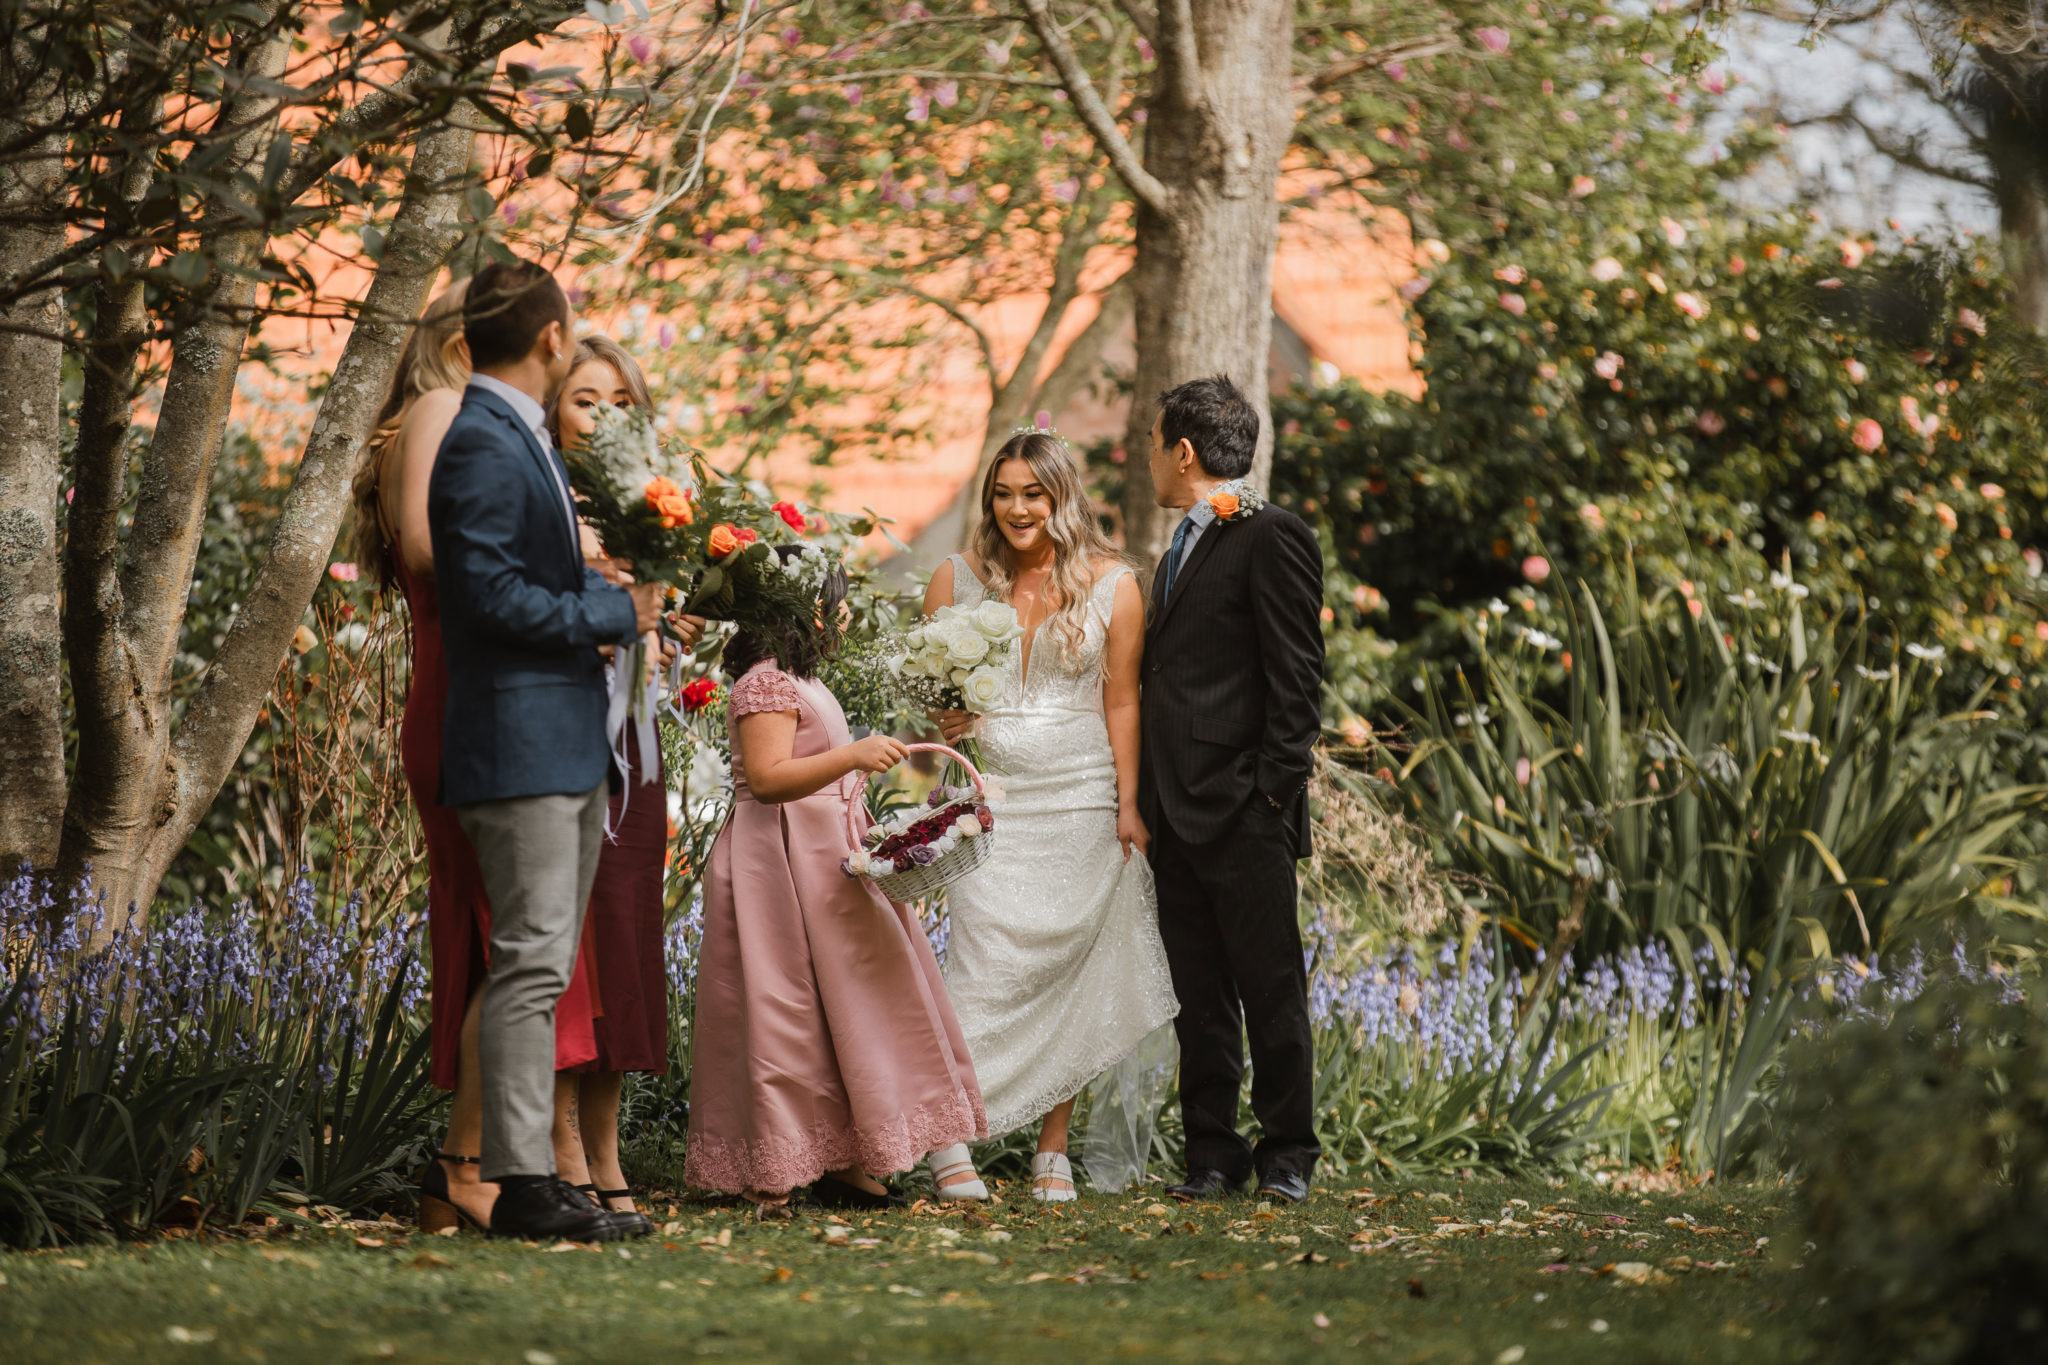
[707,523,758,560]
[646,476,695,529]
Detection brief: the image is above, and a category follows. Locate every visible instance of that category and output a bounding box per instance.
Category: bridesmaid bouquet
[561,404,832,633]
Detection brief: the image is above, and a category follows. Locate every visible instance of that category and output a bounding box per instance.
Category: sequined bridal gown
[940,556,1179,1173]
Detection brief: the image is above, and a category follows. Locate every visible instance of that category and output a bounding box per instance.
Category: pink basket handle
[902,741,986,796]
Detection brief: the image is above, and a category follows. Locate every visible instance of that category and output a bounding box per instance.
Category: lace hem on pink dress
[683,1090,985,1195]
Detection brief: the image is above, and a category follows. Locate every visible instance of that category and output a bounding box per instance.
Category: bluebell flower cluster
[1,864,425,1068]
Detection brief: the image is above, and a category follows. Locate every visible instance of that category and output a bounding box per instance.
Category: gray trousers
[457,782,609,1181]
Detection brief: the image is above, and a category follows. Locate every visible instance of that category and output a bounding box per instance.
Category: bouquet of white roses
[891,600,1024,714]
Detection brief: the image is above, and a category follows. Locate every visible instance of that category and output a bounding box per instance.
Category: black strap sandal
[572,1182,603,1209]
[418,1151,488,1233]
[595,1188,636,1212]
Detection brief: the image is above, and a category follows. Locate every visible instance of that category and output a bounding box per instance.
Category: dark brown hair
[723,549,849,682]
[463,258,570,370]
[1158,374,1260,480]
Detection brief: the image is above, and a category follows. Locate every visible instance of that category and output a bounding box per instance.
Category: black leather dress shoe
[1255,1171,1310,1205]
[1166,1168,1242,1202]
[488,1177,648,1242]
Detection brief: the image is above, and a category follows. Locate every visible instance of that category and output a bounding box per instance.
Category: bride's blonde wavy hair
[970,431,1124,666]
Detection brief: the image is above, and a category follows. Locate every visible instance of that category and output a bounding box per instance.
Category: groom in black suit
[1138,375,1325,1205]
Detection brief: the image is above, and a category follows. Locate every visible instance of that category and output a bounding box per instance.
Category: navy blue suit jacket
[426,383,639,807]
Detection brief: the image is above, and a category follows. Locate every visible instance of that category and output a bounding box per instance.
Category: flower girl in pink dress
[685,553,988,1211]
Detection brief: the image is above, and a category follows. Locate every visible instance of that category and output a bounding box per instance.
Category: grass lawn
[0,1176,1809,1363]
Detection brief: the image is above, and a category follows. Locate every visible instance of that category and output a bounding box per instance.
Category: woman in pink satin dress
[684,554,986,1211]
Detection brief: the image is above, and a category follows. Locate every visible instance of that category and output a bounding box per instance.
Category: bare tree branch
[1019,0,1173,216]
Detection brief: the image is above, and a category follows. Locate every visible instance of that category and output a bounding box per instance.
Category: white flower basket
[863,742,998,902]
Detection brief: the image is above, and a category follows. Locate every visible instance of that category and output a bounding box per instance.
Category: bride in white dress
[921,429,1179,1203]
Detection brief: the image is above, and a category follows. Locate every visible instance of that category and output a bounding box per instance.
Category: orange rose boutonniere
[1204,478,1264,523]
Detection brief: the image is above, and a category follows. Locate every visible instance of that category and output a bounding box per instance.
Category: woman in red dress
[349,283,601,1232]
[543,335,698,1218]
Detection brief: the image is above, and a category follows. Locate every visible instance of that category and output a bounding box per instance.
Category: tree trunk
[57,21,296,919]
[136,117,478,909]
[0,66,67,871]
[1118,0,1294,564]
[1964,52,2048,332]
[1993,155,2048,334]
[1023,0,1296,566]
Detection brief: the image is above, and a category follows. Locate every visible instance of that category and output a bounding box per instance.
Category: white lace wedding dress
[940,556,1179,1181]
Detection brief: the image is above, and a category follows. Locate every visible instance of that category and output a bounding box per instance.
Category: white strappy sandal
[1031,1151,1077,1203]
[927,1144,990,1202]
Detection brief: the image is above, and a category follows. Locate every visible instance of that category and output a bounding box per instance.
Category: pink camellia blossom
[1839,239,1866,269]
[1844,358,1868,384]
[2038,621,2048,641]
[1447,128,1473,153]
[328,562,360,583]
[658,322,676,349]
[1475,26,1511,54]
[947,184,977,204]
[1660,217,1687,246]
[908,93,930,121]
[1935,502,1958,531]
[1958,308,1987,336]
[1852,418,1884,452]
[1514,757,1532,786]
[781,26,801,46]
[1499,292,1528,316]
[1398,277,1432,303]
[1643,270,1668,295]
[1521,555,1551,584]
[500,199,521,225]
[1982,482,2006,500]
[843,83,862,106]
[1051,177,1080,203]
[746,233,763,254]
[1673,291,1707,320]
[1494,264,1527,284]
[1579,503,1605,530]
[2028,548,2044,577]
[1592,351,1624,380]
[1537,362,1559,380]
[1899,395,1923,428]
[1687,597,1704,619]
[1136,37,1154,62]
[1590,256,1624,283]
[627,35,656,64]
[1571,175,1597,198]
[1042,131,1057,149]
[1696,410,1726,436]
[1727,255,1747,276]
[1699,69,1727,95]
[934,80,959,108]
[1384,61,1407,82]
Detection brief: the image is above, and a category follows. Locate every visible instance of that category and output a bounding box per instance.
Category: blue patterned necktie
[1161,514,1195,600]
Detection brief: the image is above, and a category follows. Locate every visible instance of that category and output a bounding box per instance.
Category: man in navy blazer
[426,257,661,1243]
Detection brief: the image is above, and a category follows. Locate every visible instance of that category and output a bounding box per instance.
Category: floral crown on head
[1010,421,1073,453]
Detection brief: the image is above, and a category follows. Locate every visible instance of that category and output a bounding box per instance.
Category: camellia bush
[1278,225,2048,722]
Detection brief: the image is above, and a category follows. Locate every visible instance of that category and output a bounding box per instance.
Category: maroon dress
[568,725,671,1074]
[394,540,599,1088]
